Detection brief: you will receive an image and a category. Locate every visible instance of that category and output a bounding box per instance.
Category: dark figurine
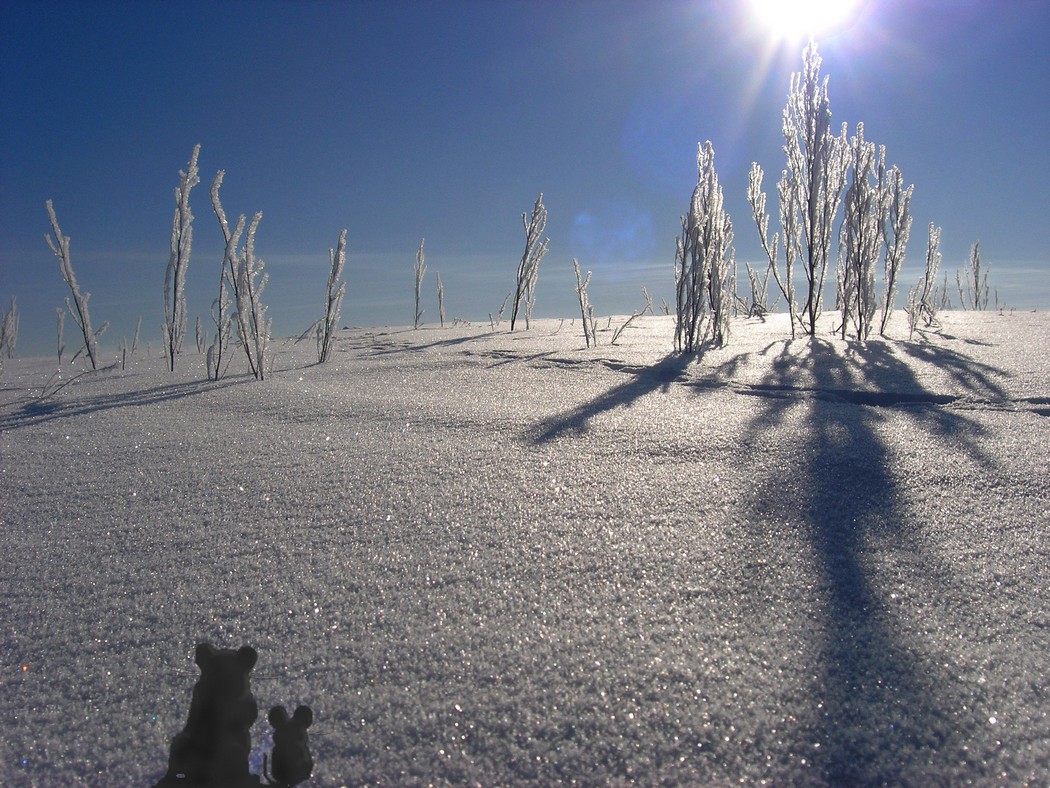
[266,705,314,786]
[157,643,260,786]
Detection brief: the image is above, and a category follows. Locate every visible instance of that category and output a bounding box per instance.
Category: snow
[1,311,1048,785]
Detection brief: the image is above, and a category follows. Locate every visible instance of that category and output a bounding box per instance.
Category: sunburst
[748,0,864,42]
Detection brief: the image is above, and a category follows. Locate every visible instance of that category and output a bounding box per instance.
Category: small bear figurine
[158,643,260,786]
[267,705,314,786]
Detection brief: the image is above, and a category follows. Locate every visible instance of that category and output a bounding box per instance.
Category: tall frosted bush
[208,172,241,380]
[45,200,108,369]
[163,144,200,371]
[210,175,269,380]
[910,223,943,328]
[510,193,548,331]
[769,41,850,336]
[572,258,597,347]
[879,161,914,334]
[435,272,446,328]
[837,124,884,340]
[748,163,798,337]
[317,229,347,363]
[414,238,426,329]
[235,213,270,380]
[957,241,989,310]
[675,140,733,351]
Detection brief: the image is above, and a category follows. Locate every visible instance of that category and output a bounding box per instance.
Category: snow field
[1,312,1048,784]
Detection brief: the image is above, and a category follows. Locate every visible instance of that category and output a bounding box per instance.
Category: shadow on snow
[529,334,1010,781]
[716,336,1005,783]
[0,375,245,431]
[529,354,691,443]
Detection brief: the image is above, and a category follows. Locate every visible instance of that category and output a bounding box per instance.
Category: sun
[748,0,864,42]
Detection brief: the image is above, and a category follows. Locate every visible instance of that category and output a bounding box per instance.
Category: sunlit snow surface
[1,312,1048,785]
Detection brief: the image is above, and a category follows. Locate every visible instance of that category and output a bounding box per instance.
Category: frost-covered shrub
[118,316,142,371]
[163,145,200,371]
[748,162,796,332]
[835,123,912,340]
[675,140,733,351]
[0,296,18,366]
[572,258,597,347]
[957,241,990,310]
[736,260,775,319]
[45,200,108,370]
[907,223,944,338]
[435,271,446,328]
[877,161,911,334]
[414,238,426,329]
[510,193,549,331]
[234,214,271,380]
[55,307,65,364]
[879,162,913,334]
[209,174,269,380]
[757,41,849,337]
[317,229,347,363]
[489,292,511,330]
[206,171,240,380]
[837,124,884,340]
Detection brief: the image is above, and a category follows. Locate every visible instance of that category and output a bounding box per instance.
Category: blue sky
[2,0,1048,357]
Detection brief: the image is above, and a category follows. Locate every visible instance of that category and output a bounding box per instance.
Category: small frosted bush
[317,229,347,363]
[0,296,18,363]
[510,194,548,331]
[45,200,108,370]
[572,258,597,347]
[956,241,990,310]
[906,223,944,338]
[209,174,269,380]
[835,124,913,340]
[414,238,426,329]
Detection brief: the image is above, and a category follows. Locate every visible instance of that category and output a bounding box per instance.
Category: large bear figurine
[157,643,260,786]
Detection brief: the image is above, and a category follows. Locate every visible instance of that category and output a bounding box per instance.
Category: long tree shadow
[343,329,506,358]
[529,354,692,443]
[337,325,570,360]
[727,335,1006,782]
[0,376,244,432]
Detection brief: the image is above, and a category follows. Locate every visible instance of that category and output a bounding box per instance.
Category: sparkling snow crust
[1,312,1048,785]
